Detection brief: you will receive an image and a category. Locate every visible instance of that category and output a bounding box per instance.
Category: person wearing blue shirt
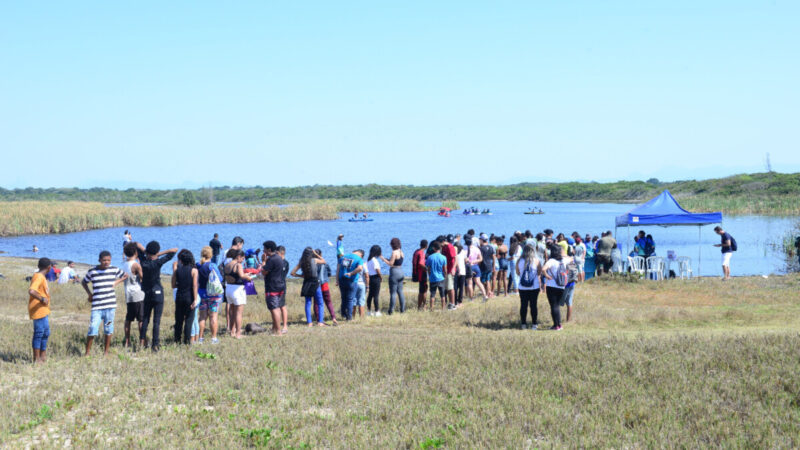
[337,250,364,321]
[425,241,447,310]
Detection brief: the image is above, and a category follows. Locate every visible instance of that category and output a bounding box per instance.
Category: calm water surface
[0,202,794,277]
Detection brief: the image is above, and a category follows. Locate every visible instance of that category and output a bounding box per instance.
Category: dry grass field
[1,257,799,448]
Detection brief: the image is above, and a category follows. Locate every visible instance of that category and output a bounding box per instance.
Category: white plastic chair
[677,256,693,279]
[646,256,665,281]
[611,249,624,273]
[628,256,646,276]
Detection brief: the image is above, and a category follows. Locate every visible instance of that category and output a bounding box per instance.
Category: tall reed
[0,200,459,237]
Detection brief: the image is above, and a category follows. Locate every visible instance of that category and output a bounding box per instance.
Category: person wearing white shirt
[57,261,79,284]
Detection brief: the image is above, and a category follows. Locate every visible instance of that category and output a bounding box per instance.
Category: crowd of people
[24,225,739,363]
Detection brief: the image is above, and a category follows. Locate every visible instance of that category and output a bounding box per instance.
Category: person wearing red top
[412,239,428,310]
[441,235,458,309]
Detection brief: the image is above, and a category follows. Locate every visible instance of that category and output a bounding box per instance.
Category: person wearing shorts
[197,246,223,344]
[262,240,288,334]
[338,250,365,321]
[425,241,447,310]
[82,250,126,356]
[353,261,368,318]
[714,226,734,280]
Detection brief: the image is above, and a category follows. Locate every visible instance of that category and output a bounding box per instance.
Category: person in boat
[362,213,368,219]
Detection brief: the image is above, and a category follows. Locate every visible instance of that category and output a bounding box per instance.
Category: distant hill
[1,172,798,205]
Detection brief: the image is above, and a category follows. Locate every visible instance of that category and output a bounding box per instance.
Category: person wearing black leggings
[381,238,405,314]
[516,244,542,329]
[454,244,466,306]
[366,245,383,316]
[542,243,564,330]
[171,249,199,345]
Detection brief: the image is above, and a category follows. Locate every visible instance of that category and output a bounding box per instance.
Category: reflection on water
[1,201,794,277]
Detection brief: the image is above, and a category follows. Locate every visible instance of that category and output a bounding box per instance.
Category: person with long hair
[542,243,564,330]
[171,249,199,345]
[290,247,327,327]
[314,249,338,325]
[516,244,542,329]
[197,246,223,344]
[366,245,383,316]
[224,249,251,338]
[381,238,406,314]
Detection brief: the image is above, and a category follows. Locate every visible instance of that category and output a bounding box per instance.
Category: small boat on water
[524,211,545,215]
[348,218,374,222]
[438,207,452,217]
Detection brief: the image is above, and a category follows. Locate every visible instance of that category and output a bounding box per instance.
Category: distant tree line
[1,172,798,204]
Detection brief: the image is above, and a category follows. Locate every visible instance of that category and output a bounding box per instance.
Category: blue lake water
[0,201,794,277]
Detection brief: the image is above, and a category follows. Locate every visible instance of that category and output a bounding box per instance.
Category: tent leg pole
[698,226,701,279]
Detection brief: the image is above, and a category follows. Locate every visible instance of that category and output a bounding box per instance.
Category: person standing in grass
[224,249,251,339]
[412,239,428,310]
[353,256,369,319]
[713,226,735,280]
[595,231,616,276]
[223,236,245,334]
[314,249,338,325]
[290,247,327,327]
[82,250,127,356]
[495,236,509,296]
[508,236,522,294]
[380,238,405,314]
[365,245,383,316]
[516,244,542,330]
[262,241,288,334]
[454,243,467,307]
[573,236,586,282]
[121,244,144,348]
[441,235,458,309]
[28,257,52,364]
[172,250,199,344]
[426,241,447,310]
[137,241,177,352]
[542,244,565,330]
[478,234,496,300]
[338,249,365,321]
[197,246,223,344]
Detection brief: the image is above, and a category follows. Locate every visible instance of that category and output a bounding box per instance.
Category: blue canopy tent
[615,190,722,276]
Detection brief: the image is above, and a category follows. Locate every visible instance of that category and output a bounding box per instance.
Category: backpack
[206,264,224,297]
[519,262,537,288]
[565,261,580,284]
[554,261,568,287]
[730,236,738,252]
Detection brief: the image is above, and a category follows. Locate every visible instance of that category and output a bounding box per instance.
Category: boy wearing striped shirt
[82,250,127,356]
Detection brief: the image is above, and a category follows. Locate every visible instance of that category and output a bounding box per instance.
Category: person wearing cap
[135,240,178,351]
[29,257,52,363]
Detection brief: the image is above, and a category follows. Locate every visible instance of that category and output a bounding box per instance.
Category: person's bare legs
[198,310,208,340]
[566,305,573,322]
[226,303,233,336]
[498,271,507,296]
[280,306,288,333]
[38,350,46,363]
[124,320,132,347]
[32,348,40,364]
[85,336,94,356]
[270,309,282,335]
[474,279,487,298]
[418,292,426,310]
[209,312,218,339]
[234,306,244,338]
[358,306,365,317]
[103,335,112,356]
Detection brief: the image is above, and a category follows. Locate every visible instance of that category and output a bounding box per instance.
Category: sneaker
[211,338,219,344]
[482,296,488,303]
[198,337,204,344]
[375,311,382,317]
[447,304,456,310]
[367,311,374,317]
[520,324,527,330]
[530,324,538,331]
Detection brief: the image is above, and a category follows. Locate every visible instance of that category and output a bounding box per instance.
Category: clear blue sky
[2,1,798,189]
